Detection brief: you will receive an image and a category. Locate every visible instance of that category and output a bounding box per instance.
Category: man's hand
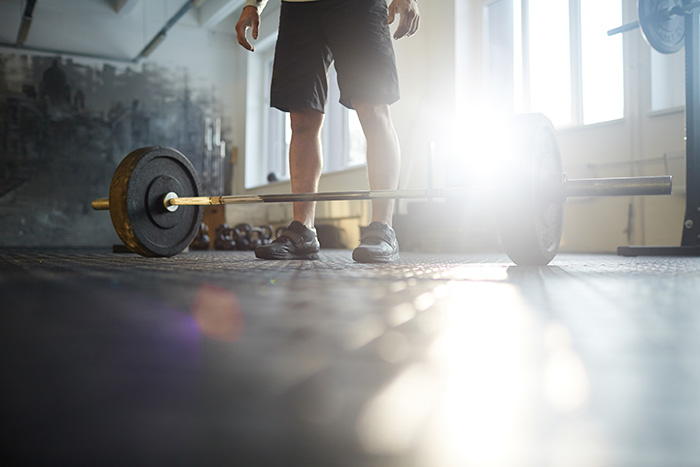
[387,0,420,40]
[235,6,260,52]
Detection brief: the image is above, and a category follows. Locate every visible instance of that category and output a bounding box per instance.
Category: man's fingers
[235,7,259,52]
[241,39,254,51]
[391,4,420,39]
[393,22,408,39]
[387,4,396,25]
[408,14,420,36]
[236,25,254,51]
[393,13,416,39]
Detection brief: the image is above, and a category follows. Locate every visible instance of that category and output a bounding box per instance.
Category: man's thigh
[270,1,332,113]
[324,0,400,109]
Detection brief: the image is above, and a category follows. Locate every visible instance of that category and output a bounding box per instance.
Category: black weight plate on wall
[639,0,685,54]
[109,147,202,257]
[498,113,564,266]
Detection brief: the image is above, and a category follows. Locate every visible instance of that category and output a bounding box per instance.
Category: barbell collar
[92,198,110,210]
[607,20,640,36]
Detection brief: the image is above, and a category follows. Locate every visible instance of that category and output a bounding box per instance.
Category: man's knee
[355,102,391,121]
[354,102,393,135]
[290,108,324,135]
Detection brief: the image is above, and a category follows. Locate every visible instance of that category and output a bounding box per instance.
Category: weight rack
[617,0,700,256]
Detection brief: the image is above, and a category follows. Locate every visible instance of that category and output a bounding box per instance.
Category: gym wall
[0,0,686,254]
[0,1,243,248]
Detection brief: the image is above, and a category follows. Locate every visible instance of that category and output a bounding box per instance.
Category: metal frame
[618,0,700,256]
[681,3,700,246]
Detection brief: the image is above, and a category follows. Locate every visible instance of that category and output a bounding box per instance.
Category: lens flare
[191,284,243,342]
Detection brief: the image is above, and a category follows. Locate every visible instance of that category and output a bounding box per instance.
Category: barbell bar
[91,176,672,211]
[91,113,673,264]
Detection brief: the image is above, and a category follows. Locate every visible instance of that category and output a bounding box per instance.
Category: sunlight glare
[543,323,590,412]
[356,363,439,454]
[423,281,540,466]
[449,109,511,179]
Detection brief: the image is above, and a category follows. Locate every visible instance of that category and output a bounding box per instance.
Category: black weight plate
[146,175,185,229]
[639,0,684,54]
[498,113,564,266]
[109,147,202,257]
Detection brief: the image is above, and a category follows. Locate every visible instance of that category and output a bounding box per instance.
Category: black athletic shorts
[270,0,400,112]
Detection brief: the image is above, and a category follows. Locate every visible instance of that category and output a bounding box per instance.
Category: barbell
[92,113,672,265]
[607,0,700,54]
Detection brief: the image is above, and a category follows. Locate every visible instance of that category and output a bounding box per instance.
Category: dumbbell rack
[618,5,700,256]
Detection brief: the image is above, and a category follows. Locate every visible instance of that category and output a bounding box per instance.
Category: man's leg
[351,101,401,263]
[353,102,400,224]
[289,108,324,228]
[254,107,324,260]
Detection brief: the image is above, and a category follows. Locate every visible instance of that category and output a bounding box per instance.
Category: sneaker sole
[255,250,319,260]
[352,249,399,264]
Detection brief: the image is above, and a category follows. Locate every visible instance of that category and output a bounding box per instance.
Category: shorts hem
[339,94,400,110]
[271,97,326,114]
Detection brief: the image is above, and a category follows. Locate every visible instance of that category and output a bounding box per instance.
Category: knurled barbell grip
[165,189,473,206]
[158,176,672,208]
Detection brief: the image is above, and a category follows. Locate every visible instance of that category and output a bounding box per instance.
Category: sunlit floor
[1,248,699,466]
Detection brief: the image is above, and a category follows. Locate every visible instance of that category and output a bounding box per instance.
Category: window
[483,0,514,118]
[651,49,685,112]
[579,0,624,124]
[262,54,290,182]
[483,0,624,127]
[528,0,573,125]
[246,34,366,188]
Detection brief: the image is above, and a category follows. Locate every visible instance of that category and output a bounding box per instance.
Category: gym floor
[2,248,699,466]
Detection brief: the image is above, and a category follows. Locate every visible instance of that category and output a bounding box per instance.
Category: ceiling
[0,0,247,62]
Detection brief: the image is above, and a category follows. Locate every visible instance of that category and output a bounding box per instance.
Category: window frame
[483,0,627,128]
